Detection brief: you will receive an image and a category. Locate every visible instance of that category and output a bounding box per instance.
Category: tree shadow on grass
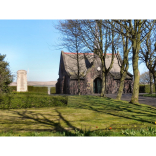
[10,109,81,135]
[69,97,156,125]
[2,109,118,136]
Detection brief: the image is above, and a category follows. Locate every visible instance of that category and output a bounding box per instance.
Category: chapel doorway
[93,77,102,93]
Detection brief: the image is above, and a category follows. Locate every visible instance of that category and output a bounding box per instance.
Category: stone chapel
[56,51,133,94]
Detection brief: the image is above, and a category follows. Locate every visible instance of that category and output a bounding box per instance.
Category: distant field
[9,81,57,87]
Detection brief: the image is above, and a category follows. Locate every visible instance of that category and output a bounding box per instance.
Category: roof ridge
[64,52,117,55]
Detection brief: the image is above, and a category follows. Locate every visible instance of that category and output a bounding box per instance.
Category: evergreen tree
[0,54,13,94]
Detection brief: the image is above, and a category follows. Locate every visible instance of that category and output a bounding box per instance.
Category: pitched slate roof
[61,51,132,79]
[62,52,94,78]
[110,72,133,80]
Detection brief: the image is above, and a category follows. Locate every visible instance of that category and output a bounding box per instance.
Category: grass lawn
[143,94,156,97]
[0,95,156,136]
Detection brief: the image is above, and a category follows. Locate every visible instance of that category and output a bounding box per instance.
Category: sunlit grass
[143,94,156,97]
[0,95,156,136]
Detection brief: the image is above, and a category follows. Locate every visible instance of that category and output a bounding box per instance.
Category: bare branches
[56,20,87,95]
[140,71,151,84]
[139,23,156,94]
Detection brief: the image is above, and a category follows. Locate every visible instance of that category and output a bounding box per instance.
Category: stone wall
[124,79,133,93]
[69,79,91,95]
[67,75,133,95]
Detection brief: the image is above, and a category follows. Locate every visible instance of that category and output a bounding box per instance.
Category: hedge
[0,94,68,109]
[11,92,47,95]
[28,86,48,93]
[50,87,56,94]
[139,85,155,93]
[9,86,48,93]
[10,85,156,94]
[9,86,56,94]
[9,86,16,92]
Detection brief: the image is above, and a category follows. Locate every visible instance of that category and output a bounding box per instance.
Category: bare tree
[106,20,155,103]
[140,29,156,94]
[115,21,132,100]
[139,71,152,84]
[78,20,120,97]
[56,20,85,95]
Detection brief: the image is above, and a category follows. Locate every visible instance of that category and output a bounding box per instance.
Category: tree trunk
[105,74,107,94]
[78,78,80,95]
[130,39,140,104]
[116,30,129,100]
[130,61,140,103]
[149,71,153,94]
[76,46,80,95]
[116,73,127,100]
[101,71,106,97]
[154,76,156,96]
[131,57,140,103]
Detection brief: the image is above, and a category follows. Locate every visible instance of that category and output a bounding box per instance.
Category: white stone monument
[48,87,50,95]
[17,70,28,92]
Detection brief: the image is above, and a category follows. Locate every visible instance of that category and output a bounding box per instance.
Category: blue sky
[0,20,61,82]
[0,20,147,82]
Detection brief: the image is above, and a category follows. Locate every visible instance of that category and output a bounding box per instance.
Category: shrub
[0,54,13,94]
[9,86,16,92]
[143,94,156,97]
[11,92,47,95]
[50,87,56,94]
[139,85,155,93]
[28,86,48,93]
[0,94,68,109]
[9,86,56,94]
[9,86,48,93]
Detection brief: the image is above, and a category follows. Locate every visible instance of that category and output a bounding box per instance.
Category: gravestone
[17,70,28,92]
